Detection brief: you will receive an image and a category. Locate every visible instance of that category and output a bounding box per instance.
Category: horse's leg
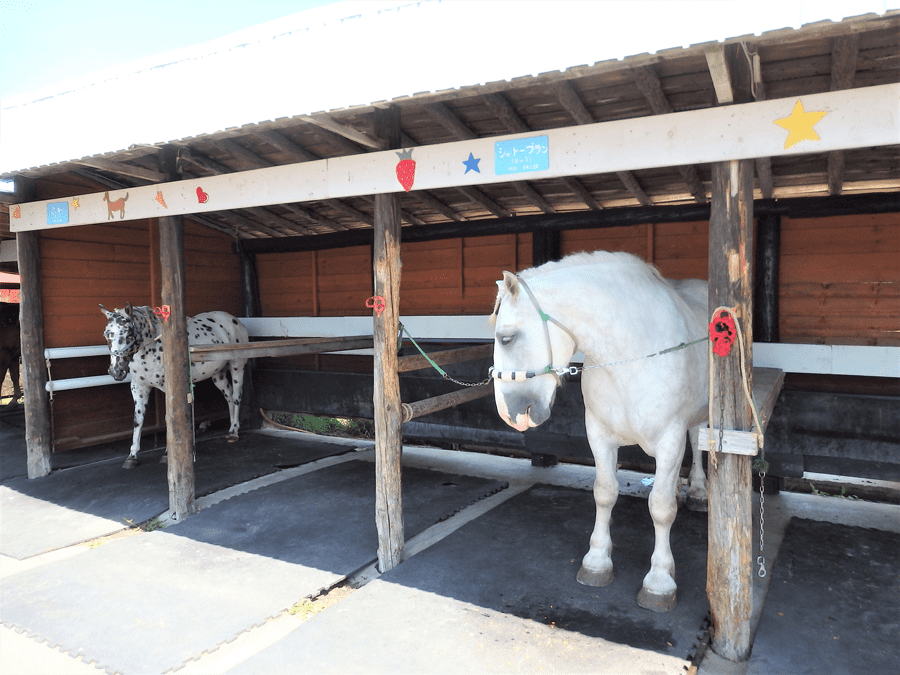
[226,359,247,442]
[577,409,619,587]
[637,426,686,613]
[124,382,151,469]
[10,354,22,401]
[685,423,708,511]
[211,361,243,442]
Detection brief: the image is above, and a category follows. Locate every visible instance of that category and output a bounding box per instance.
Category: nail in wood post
[707,159,755,662]
[372,106,404,572]
[158,145,195,520]
[16,178,52,478]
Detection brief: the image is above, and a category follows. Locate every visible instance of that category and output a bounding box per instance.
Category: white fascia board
[12,84,899,232]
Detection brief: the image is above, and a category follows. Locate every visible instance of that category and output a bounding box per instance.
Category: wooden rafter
[74,157,166,183]
[481,92,529,133]
[300,113,385,151]
[552,79,639,208]
[423,100,557,217]
[456,186,512,219]
[254,128,319,163]
[630,65,707,203]
[828,34,860,196]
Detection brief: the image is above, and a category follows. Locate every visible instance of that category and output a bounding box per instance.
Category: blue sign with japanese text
[494,135,549,175]
[47,202,69,225]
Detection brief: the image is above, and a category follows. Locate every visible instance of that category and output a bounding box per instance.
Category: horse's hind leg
[212,360,245,442]
[685,424,708,511]
[577,411,619,588]
[637,427,685,613]
[124,383,151,469]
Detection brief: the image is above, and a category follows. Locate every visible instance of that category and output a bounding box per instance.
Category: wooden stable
[3,6,899,664]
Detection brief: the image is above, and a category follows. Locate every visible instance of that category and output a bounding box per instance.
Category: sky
[0,0,341,99]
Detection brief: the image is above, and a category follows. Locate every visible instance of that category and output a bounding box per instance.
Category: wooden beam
[300,113,385,150]
[397,343,493,373]
[616,171,653,207]
[16,178,52,478]
[481,92,530,133]
[827,34,859,196]
[631,65,707,203]
[512,181,555,214]
[424,102,477,140]
[401,383,493,423]
[561,177,602,211]
[372,105,404,573]
[412,191,465,222]
[14,85,898,231]
[456,186,512,219]
[75,157,166,183]
[217,138,275,169]
[254,128,319,163]
[158,145,195,521]
[190,335,373,362]
[705,45,735,104]
[280,203,347,232]
[326,199,374,227]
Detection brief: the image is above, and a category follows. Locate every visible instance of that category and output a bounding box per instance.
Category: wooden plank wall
[34,173,243,450]
[256,234,532,318]
[779,212,899,346]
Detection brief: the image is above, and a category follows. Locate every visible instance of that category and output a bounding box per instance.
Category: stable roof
[1,0,898,241]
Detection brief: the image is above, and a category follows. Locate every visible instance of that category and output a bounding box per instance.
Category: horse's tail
[123,193,130,202]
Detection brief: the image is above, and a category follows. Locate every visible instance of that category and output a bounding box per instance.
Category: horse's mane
[489,251,663,324]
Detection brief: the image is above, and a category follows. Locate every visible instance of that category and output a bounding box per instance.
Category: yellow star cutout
[71,197,80,209]
[774,100,827,149]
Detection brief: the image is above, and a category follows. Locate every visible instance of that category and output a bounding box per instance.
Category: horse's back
[666,278,708,329]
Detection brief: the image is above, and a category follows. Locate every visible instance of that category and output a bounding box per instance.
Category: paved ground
[1,407,898,675]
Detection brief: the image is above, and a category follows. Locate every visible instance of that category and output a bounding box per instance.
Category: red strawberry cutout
[395,149,416,192]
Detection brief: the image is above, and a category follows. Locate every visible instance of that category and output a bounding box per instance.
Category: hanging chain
[757,464,767,578]
[399,323,491,387]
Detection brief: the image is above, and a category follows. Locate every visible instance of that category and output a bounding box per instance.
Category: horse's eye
[499,333,516,347]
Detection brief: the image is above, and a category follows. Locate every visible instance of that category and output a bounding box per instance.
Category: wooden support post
[16,178,52,478]
[158,145,195,520]
[372,106,404,573]
[707,159,755,662]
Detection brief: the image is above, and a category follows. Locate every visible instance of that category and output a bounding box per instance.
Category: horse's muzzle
[109,364,129,382]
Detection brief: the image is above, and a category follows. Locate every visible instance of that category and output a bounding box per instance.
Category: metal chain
[757,467,767,578]
[399,323,491,387]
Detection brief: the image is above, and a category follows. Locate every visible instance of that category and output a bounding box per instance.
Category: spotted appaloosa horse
[100,303,249,468]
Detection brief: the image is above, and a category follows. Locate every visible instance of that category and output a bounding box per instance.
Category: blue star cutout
[463,152,481,174]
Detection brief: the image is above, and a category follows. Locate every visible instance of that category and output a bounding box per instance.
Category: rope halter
[489,276,579,382]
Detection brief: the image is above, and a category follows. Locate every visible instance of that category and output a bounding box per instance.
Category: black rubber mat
[233,484,710,674]
[748,518,900,675]
[0,430,357,559]
[0,459,507,675]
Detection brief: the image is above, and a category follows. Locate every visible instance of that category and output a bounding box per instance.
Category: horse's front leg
[685,423,708,511]
[577,410,619,587]
[124,382,151,469]
[637,426,686,613]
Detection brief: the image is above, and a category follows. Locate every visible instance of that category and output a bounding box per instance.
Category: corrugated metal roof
[1,0,897,176]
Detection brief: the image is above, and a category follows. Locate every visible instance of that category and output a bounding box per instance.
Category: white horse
[490,251,709,613]
[100,303,249,469]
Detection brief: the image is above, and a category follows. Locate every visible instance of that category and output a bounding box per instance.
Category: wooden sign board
[11,84,898,232]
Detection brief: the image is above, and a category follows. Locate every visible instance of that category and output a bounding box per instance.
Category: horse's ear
[99,304,112,318]
[124,302,133,317]
[501,271,519,301]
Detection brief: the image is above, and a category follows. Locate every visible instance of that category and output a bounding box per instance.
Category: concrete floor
[1,412,898,675]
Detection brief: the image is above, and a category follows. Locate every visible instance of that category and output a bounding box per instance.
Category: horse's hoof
[576,565,614,587]
[226,434,239,443]
[637,587,677,613]
[685,494,708,512]
[122,458,138,469]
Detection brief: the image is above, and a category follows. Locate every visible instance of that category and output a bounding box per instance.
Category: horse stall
[2,4,898,668]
